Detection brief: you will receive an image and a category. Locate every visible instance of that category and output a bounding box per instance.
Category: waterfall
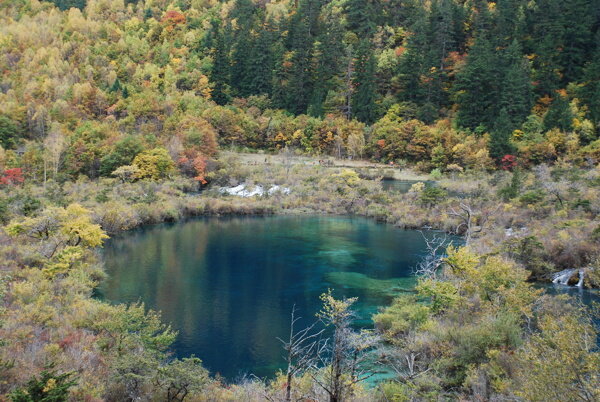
[576,269,584,288]
[552,269,585,287]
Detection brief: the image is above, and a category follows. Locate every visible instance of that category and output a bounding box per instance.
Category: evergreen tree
[245,22,275,96]
[48,0,86,10]
[109,78,122,93]
[559,0,596,83]
[284,0,323,113]
[271,40,290,110]
[493,0,525,47]
[579,36,600,127]
[499,40,533,129]
[0,115,19,149]
[396,9,428,104]
[352,39,377,123]
[211,28,231,105]
[344,0,379,37]
[307,10,345,117]
[490,108,515,159]
[526,0,564,96]
[543,94,574,132]
[230,32,253,96]
[455,35,497,131]
[228,0,256,97]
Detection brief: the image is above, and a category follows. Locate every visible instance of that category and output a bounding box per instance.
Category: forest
[0,0,599,400]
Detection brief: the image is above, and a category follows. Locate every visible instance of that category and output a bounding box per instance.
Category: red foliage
[161,11,186,26]
[177,152,208,185]
[0,168,24,186]
[192,155,207,185]
[500,154,517,171]
[377,139,386,148]
[58,332,82,350]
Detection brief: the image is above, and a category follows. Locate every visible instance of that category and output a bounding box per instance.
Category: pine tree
[559,0,596,84]
[499,40,533,129]
[211,28,231,105]
[352,39,377,124]
[455,34,497,131]
[579,36,600,126]
[396,9,428,104]
[344,0,379,37]
[307,10,345,117]
[526,0,564,97]
[247,22,274,96]
[230,32,252,96]
[490,108,515,159]
[284,0,323,113]
[543,94,574,132]
[271,40,290,110]
[109,78,122,93]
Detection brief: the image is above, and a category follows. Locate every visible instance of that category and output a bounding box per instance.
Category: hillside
[0,1,599,401]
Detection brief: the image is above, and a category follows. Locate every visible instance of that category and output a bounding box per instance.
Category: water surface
[100,216,437,379]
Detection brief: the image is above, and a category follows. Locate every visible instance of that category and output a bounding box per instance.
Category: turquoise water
[100,216,440,379]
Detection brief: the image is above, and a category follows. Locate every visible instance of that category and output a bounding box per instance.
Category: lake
[99,216,440,379]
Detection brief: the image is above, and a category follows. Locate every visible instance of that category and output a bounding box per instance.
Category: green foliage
[419,186,447,207]
[352,40,378,124]
[373,295,430,340]
[92,302,177,355]
[513,309,600,401]
[0,115,19,149]
[0,197,9,224]
[518,190,545,205]
[415,278,459,313]
[498,169,523,200]
[490,108,516,159]
[9,365,77,402]
[504,235,551,279]
[543,94,574,132]
[155,357,211,401]
[99,136,143,177]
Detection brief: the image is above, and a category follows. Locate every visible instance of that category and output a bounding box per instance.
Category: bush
[419,186,447,207]
[9,365,77,402]
[519,190,545,205]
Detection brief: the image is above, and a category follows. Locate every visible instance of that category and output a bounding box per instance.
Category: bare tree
[312,291,379,402]
[378,344,430,382]
[533,164,570,208]
[277,305,324,402]
[43,122,66,186]
[413,232,451,279]
[449,202,499,245]
[280,146,295,181]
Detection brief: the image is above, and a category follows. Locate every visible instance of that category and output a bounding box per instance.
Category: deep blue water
[99,216,439,379]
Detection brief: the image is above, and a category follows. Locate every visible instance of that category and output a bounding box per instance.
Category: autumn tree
[132,148,175,180]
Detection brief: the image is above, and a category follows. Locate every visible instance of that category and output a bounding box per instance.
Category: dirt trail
[223,151,429,181]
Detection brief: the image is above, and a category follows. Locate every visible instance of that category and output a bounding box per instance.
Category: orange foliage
[193,155,207,184]
[162,11,186,26]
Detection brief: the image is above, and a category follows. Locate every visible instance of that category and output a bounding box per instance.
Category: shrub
[419,186,447,207]
[9,365,77,402]
[519,190,545,205]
